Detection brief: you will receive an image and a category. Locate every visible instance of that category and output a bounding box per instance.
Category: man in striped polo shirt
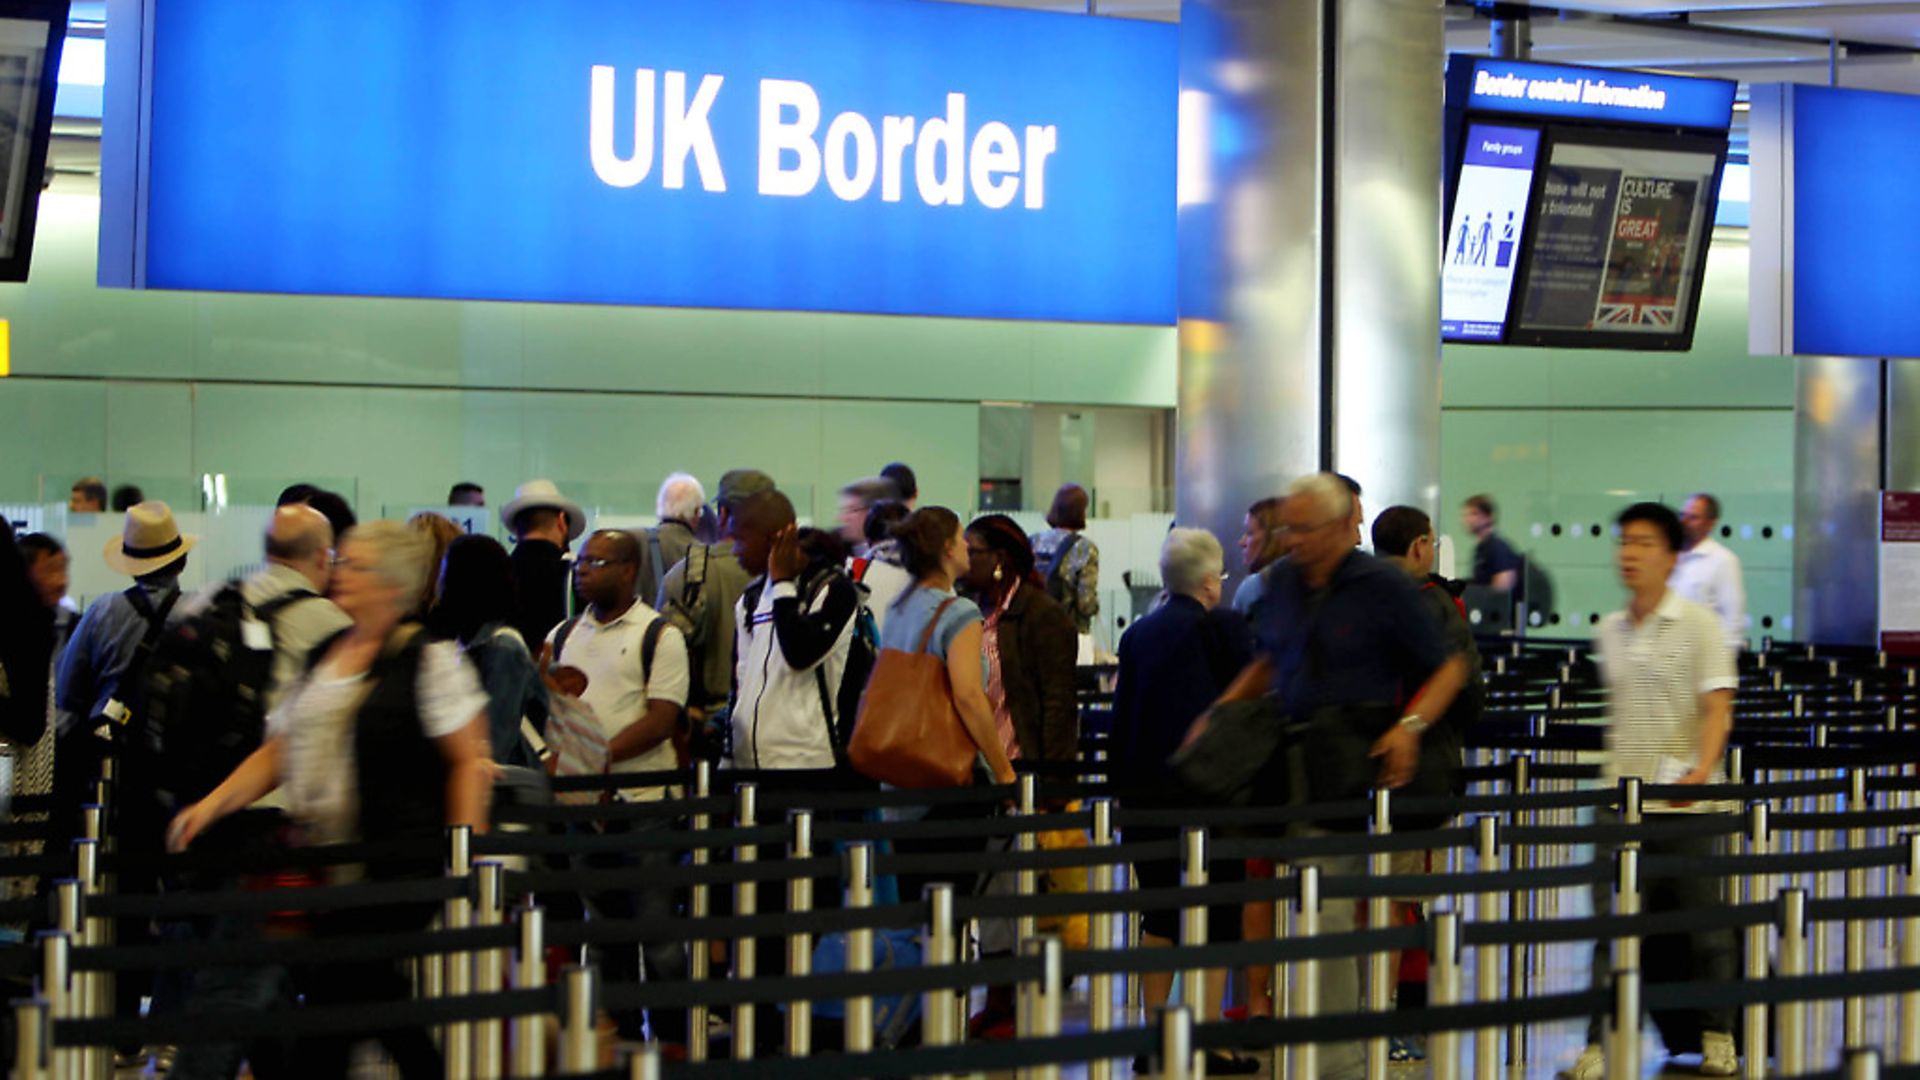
[1562,502,1738,1080]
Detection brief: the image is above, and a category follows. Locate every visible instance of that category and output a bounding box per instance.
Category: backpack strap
[639,615,667,690]
[117,584,181,717]
[647,530,666,591]
[550,615,585,665]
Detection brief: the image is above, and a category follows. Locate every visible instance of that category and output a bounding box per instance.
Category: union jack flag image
[1595,297,1676,327]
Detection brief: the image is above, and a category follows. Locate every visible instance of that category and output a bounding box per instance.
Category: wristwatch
[1398,713,1430,735]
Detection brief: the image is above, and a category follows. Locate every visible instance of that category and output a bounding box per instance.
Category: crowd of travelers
[0,464,1747,1079]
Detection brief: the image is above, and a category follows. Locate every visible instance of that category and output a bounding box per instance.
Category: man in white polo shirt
[547,528,690,1048]
[1562,502,1738,1080]
[1670,492,1747,652]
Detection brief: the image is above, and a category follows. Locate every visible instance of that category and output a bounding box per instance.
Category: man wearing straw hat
[53,500,197,832]
[52,501,195,1067]
[501,479,587,649]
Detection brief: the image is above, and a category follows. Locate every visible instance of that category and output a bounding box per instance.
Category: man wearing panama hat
[502,479,587,650]
[53,500,196,848]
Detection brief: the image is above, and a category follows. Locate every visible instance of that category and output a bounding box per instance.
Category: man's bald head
[737,490,797,534]
[265,504,334,562]
[265,504,337,592]
[731,490,796,577]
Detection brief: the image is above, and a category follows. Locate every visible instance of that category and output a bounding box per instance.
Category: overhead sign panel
[1750,84,1920,360]
[101,0,1178,324]
[1458,59,1737,131]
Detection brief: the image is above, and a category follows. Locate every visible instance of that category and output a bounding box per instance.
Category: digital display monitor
[1441,123,1540,342]
[1441,57,1732,351]
[0,1,65,282]
[1511,134,1721,348]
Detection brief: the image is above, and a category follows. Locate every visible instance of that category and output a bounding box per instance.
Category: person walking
[1560,503,1738,1080]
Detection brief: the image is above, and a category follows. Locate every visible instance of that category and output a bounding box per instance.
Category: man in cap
[659,469,772,746]
[501,479,586,650]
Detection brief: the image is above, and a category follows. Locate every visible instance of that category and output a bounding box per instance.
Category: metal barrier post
[1179,827,1209,1080]
[50,884,80,1080]
[1848,1047,1884,1080]
[1160,1005,1195,1080]
[1608,968,1641,1080]
[1898,833,1920,1065]
[630,1042,662,1080]
[559,965,597,1074]
[1018,936,1065,1080]
[511,905,546,1079]
[1472,817,1499,1080]
[1291,864,1321,1080]
[473,860,507,1080]
[72,839,106,1080]
[1780,887,1811,1076]
[1015,774,1039,949]
[1614,847,1642,976]
[688,760,713,1062]
[785,810,814,1058]
[732,784,759,1061]
[923,883,959,1056]
[16,996,48,1080]
[845,842,876,1055]
[445,824,475,1080]
[1846,772,1870,1049]
[1367,790,1392,1080]
[39,932,71,1080]
[1429,911,1462,1080]
[1088,799,1117,1080]
[1743,804,1771,1079]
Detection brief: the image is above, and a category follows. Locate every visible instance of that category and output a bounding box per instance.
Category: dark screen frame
[0,0,68,283]
[1502,125,1728,352]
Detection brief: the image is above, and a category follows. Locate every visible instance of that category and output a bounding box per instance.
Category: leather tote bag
[849,597,978,789]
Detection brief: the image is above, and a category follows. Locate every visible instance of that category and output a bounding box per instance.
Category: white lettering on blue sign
[592,67,1055,209]
[589,66,728,191]
[1473,68,1668,113]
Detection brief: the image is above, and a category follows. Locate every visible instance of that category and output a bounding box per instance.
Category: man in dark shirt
[1462,493,1522,592]
[1212,474,1470,1080]
[500,480,585,650]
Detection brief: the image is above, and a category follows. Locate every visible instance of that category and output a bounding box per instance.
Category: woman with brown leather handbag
[853,507,1015,900]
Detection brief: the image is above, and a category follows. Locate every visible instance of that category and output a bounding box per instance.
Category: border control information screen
[1441,124,1540,342]
[1517,141,1715,334]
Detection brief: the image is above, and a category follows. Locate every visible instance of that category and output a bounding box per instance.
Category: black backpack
[131,583,317,812]
[802,566,879,764]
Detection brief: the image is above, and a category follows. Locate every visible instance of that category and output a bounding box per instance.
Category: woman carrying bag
[853,507,1015,902]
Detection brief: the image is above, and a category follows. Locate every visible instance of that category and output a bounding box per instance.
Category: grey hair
[1286,473,1353,525]
[839,476,899,507]
[656,472,706,523]
[1160,527,1224,596]
[340,520,433,611]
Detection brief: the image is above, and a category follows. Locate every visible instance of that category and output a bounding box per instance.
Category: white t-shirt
[1669,538,1747,651]
[267,639,487,844]
[1594,590,1739,812]
[854,553,914,636]
[546,601,689,782]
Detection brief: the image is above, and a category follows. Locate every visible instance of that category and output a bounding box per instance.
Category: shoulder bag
[848,597,976,788]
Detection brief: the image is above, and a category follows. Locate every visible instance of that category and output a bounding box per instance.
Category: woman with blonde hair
[169,520,492,1079]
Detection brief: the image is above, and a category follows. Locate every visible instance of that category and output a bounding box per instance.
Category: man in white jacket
[727,490,858,771]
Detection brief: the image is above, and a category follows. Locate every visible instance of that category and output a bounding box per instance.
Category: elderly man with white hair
[1111,527,1261,1073]
[1207,473,1472,1080]
[636,472,706,606]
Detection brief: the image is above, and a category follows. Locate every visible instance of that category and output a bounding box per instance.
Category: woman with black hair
[961,515,1079,765]
[428,533,547,766]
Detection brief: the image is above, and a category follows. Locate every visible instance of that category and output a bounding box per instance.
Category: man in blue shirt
[1210,473,1470,1080]
[55,502,196,833]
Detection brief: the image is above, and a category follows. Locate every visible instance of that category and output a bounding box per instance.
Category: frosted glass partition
[41,504,276,608]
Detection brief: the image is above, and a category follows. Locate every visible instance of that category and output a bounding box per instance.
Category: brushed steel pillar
[1176,0,1443,547]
